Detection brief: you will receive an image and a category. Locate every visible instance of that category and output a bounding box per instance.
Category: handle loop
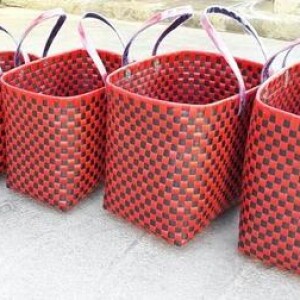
[15,8,67,66]
[122,5,193,65]
[280,41,299,69]
[201,6,268,115]
[0,26,29,75]
[78,12,126,82]
[262,38,300,82]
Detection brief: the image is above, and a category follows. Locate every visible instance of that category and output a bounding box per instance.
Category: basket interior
[109,51,262,105]
[260,63,300,114]
[3,49,121,97]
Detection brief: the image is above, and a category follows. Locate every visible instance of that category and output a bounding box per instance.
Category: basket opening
[260,64,300,115]
[3,49,121,97]
[110,52,262,105]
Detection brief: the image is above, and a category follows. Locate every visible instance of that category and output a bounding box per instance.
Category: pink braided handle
[80,7,193,82]
[78,12,126,82]
[201,6,268,115]
[0,25,29,75]
[122,5,193,65]
[15,8,67,66]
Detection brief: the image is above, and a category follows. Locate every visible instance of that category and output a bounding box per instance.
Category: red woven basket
[0,52,38,172]
[239,41,300,274]
[102,6,266,245]
[0,9,67,173]
[1,10,124,211]
[2,48,121,211]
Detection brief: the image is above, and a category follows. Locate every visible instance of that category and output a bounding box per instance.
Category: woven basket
[0,9,67,173]
[0,52,38,172]
[239,41,300,274]
[102,6,265,245]
[105,51,262,245]
[2,49,122,211]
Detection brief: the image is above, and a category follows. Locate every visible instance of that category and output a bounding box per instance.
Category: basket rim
[256,61,300,119]
[0,50,37,56]
[1,48,121,101]
[0,51,39,68]
[106,49,263,110]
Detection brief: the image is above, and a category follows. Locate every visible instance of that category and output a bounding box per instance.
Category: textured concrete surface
[0,7,300,300]
[1,0,300,40]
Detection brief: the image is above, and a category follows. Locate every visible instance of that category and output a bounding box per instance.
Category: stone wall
[3,0,300,15]
[2,0,100,14]
[1,0,299,40]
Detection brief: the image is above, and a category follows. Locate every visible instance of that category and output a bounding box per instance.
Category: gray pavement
[0,7,300,300]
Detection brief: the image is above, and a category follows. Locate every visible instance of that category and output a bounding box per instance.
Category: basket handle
[201,6,268,115]
[122,5,193,65]
[281,44,299,68]
[15,8,67,66]
[78,12,126,82]
[262,38,300,82]
[0,26,29,75]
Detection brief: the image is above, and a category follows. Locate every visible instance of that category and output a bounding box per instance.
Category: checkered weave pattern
[1,49,121,211]
[239,62,300,274]
[105,50,262,245]
[0,51,38,173]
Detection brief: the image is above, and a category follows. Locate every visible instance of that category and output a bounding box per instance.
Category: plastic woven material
[1,49,122,211]
[239,62,300,274]
[105,50,262,245]
[0,51,38,173]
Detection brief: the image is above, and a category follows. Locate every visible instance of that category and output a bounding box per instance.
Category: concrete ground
[0,7,300,300]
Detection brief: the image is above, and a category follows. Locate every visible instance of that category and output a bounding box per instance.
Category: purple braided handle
[151,8,193,56]
[123,5,193,65]
[201,6,268,115]
[0,25,29,75]
[15,8,67,66]
[262,38,300,82]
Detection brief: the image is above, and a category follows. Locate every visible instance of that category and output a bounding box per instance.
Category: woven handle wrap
[0,26,29,75]
[15,8,67,66]
[122,5,193,65]
[262,38,300,82]
[78,12,126,82]
[201,6,268,115]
